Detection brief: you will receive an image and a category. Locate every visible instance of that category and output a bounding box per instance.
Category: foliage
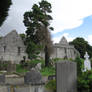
[0,0,12,26]
[45,80,56,92]
[28,59,45,68]
[90,58,92,68]
[40,66,55,76]
[78,71,92,92]
[70,37,92,58]
[16,64,28,73]
[0,61,8,70]
[74,57,84,76]
[19,33,26,43]
[26,41,42,59]
[23,0,54,66]
[74,57,92,92]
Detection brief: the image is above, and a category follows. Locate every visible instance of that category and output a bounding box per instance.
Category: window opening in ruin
[3,46,6,53]
[18,47,21,55]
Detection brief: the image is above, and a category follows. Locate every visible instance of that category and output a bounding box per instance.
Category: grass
[16,64,28,73]
[40,66,55,76]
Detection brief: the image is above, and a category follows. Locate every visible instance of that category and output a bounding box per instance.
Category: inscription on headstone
[56,61,77,92]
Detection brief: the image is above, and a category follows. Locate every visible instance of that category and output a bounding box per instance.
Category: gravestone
[24,69,42,85]
[35,63,42,71]
[84,52,91,71]
[7,61,16,73]
[0,74,5,84]
[56,61,77,92]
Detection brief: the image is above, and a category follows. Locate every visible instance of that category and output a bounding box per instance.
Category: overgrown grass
[40,66,55,76]
[16,64,28,73]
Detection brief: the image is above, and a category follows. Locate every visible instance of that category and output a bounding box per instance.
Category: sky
[0,0,92,45]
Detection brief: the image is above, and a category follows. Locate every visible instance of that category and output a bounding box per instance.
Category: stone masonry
[0,30,28,64]
[40,36,80,60]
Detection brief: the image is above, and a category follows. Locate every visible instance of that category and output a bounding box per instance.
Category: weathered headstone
[24,69,42,85]
[56,61,77,92]
[35,63,42,71]
[7,62,16,73]
[0,74,5,84]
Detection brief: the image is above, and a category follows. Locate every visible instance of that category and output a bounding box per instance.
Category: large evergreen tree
[23,0,53,66]
[0,0,12,26]
[70,37,92,58]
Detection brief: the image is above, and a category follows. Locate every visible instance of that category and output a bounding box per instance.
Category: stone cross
[84,52,89,60]
[84,52,91,71]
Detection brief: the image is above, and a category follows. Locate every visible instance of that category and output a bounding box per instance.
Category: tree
[23,0,54,66]
[0,0,12,26]
[70,37,92,58]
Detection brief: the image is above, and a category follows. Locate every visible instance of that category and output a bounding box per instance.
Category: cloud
[0,0,41,35]
[87,35,92,45]
[0,0,92,36]
[52,33,74,43]
[51,0,92,34]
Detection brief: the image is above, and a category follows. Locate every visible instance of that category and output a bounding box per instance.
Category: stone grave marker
[56,61,77,92]
[7,61,16,73]
[24,69,42,85]
[0,74,5,84]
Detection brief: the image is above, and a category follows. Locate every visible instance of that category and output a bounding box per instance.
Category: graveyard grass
[14,57,92,92]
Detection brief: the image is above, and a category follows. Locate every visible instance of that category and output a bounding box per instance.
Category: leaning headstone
[0,74,5,84]
[24,69,42,85]
[84,52,91,71]
[56,61,77,92]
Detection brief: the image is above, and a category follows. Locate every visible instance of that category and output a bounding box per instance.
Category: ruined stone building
[40,36,79,60]
[0,30,79,63]
[0,30,28,64]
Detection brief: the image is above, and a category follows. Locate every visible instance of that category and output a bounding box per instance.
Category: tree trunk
[45,45,50,67]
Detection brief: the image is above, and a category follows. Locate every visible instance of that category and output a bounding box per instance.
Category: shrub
[28,59,45,68]
[40,66,55,76]
[74,57,84,76]
[16,64,28,73]
[78,70,92,92]
[45,80,56,92]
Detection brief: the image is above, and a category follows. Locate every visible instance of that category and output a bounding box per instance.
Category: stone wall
[40,36,79,60]
[0,30,28,64]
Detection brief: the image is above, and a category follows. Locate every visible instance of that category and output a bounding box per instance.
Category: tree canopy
[0,0,12,26]
[70,37,92,58]
[23,0,54,66]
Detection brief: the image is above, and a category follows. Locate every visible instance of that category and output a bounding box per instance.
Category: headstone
[7,61,16,73]
[35,63,41,71]
[24,69,42,85]
[0,74,5,84]
[84,52,91,71]
[56,61,77,92]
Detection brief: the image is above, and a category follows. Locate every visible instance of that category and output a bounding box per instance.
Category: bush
[40,66,55,76]
[16,64,28,73]
[45,80,56,92]
[74,57,92,92]
[74,57,84,76]
[28,59,45,68]
[78,70,92,92]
